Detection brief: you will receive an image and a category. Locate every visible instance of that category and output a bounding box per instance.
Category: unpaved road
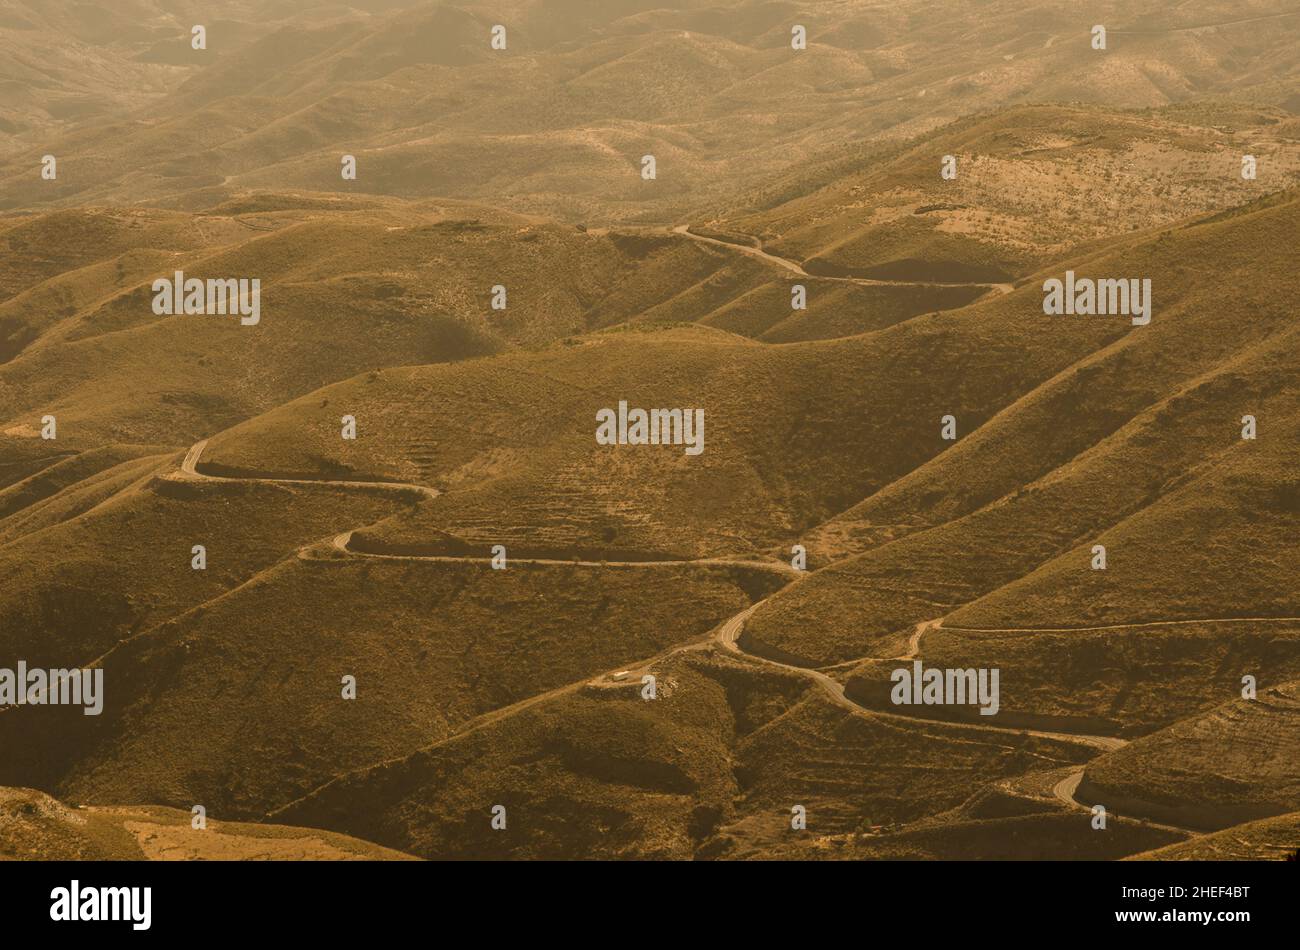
[181,440,794,575]
[174,441,1172,825]
[181,439,440,498]
[1051,767,1201,837]
[944,617,1300,633]
[669,224,1016,295]
[326,528,797,574]
[1052,768,1086,808]
[901,617,937,659]
[1111,10,1300,35]
[272,592,1126,823]
[715,608,1124,752]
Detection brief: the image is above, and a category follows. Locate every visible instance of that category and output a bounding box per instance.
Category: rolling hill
[0,0,1296,865]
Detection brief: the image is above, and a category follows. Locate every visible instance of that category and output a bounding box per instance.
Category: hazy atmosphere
[1,0,1298,865]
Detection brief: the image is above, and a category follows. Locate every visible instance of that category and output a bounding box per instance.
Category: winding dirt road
[182,440,794,575]
[181,439,440,499]
[943,617,1300,633]
[326,528,796,574]
[1110,10,1300,35]
[1051,767,1201,837]
[176,440,1188,831]
[715,609,1124,752]
[669,224,1015,295]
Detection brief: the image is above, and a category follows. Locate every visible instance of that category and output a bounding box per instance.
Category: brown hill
[5,2,1300,220]
[0,785,415,860]
[715,103,1300,283]
[1077,682,1300,831]
[1126,810,1300,860]
[743,191,1300,667]
[2,0,1297,864]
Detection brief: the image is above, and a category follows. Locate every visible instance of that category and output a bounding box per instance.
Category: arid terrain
[0,0,1297,862]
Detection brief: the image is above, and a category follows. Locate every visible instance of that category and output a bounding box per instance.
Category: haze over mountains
[0,0,1297,861]
[5,0,1300,218]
